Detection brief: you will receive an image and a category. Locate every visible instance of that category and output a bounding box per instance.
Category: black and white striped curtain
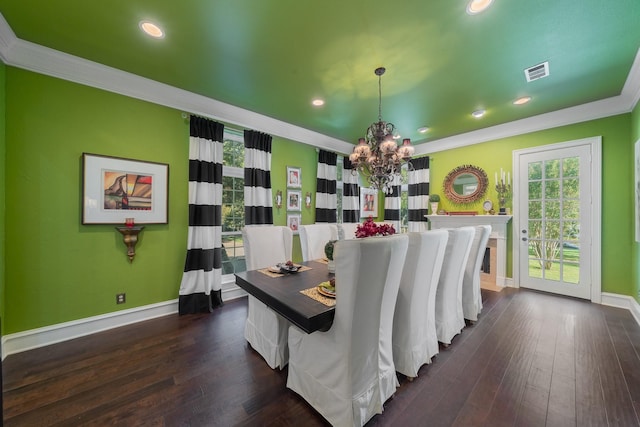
[383,175,402,231]
[315,150,337,223]
[342,157,360,223]
[244,130,273,225]
[179,116,224,314]
[408,156,430,232]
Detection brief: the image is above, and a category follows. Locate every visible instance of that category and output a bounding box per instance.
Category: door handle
[522,237,528,241]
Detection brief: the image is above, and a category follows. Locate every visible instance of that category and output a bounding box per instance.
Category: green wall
[4,68,189,333]
[632,102,640,303]
[429,114,632,294]
[0,61,5,335]
[271,138,319,262]
[2,64,637,337]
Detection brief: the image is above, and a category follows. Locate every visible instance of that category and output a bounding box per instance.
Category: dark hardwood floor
[3,288,640,426]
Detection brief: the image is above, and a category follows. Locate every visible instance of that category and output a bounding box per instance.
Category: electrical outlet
[116,293,126,304]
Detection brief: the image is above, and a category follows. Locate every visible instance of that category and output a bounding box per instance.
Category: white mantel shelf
[426,214,512,287]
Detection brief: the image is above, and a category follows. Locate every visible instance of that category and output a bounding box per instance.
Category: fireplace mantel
[426,214,512,287]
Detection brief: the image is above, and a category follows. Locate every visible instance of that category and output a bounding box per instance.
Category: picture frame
[287,214,301,232]
[287,190,302,211]
[360,187,378,217]
[82,153,169,224]
[635,139,640,242]
[287,166,302,188]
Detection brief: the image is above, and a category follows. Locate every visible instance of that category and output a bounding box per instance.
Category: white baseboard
[1,287,250,360]
[2,299,178,360]
[601,292,640,326]
[3,288,637,360]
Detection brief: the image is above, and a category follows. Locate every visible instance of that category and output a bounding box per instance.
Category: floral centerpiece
[324,240,338,273]
[356,216,396,238]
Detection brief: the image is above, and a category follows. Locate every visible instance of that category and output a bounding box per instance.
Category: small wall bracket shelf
[115,226,145,262]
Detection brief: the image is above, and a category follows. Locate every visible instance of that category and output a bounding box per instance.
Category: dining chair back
[242,225,293,369]
[392,230,448,378]
[338,222,360,240]
[462,225,492,322]
[299,223,338,261]
[287,234,409,427]
[435,226,475,345]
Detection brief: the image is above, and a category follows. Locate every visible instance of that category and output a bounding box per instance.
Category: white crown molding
[0,13,637,157]
[0,14,351,155]
[414,47,640,156]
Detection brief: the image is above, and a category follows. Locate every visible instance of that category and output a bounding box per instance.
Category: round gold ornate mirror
[443,164,489,204]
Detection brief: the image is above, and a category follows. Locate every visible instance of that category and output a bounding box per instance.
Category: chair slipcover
[392,230,449,378]
[242,225,293,369]
[299,223,338,261]
[287,234,409,427]
[435,227,475,345]
[338,222,360,240]
[462,225,492,322]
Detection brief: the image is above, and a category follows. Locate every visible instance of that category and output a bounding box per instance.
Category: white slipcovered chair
[242,225,293,369]
[287,234,409,427]
[338,222,360,240]
[299,223,338,261]
[435,227,475,345]
[462,225,492,322]
[392,230,448,378]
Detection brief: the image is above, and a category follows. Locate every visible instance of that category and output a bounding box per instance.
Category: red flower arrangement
[355,216,396,238]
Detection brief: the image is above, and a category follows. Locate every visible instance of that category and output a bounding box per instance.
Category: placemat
[315,258,329,265]
[300,286,336,307]
[257,265,312,278]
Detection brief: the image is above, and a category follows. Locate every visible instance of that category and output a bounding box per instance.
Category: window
[221,130,246,277]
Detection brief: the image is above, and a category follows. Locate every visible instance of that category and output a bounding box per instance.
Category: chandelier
[349,67,414,194]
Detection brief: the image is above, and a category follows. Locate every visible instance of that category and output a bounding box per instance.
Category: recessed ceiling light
[513,96,532,105]
[467,0,494,15]
[417,126,430,133]
[311,98,324,106]
[139,21,164,39]
[471,109,486,118]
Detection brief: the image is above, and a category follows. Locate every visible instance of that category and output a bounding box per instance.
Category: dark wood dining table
[234,260,335,333]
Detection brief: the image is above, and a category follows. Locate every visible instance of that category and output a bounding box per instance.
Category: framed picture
[287,214,301,232]
[82,153,169,224]
[287,166,302,188]
[287,190,302,211]
[360,187,378,217]
[636,139,640,242]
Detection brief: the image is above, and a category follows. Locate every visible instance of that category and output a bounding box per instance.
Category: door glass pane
[562,157,579,177]
[563,261,580,284]
[545,201,560,218]
[545,160,560,179]
[545,261,562,281]
[563,200,579,219]
[529,181,542,199]
[528,162,542,180]
[545,180,560,199]
[563,221,579,243]
[563,178,579,198]
[529,201,542,219]
[529,220,542,239]
[545,221,560,240]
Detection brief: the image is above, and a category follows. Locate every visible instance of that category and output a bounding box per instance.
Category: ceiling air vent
[524,61,549,82]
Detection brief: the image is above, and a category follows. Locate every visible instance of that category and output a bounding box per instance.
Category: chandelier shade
[349,67,414,194]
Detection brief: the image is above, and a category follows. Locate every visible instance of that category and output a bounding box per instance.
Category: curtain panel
[315,150,337,223]
[383,175,401,231]
[244,130,273,225]
[179,116,224,314]
[342,157,360,224]
[408,156,430,232]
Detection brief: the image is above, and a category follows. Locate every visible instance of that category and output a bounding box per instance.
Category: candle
[508,172,510,185]
[495,172,498,183]
[125,218,135,228]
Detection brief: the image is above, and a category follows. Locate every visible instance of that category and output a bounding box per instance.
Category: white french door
[513,138,601,301]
